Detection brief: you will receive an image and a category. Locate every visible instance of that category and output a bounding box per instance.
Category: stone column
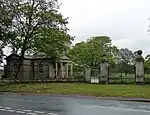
[49,63,54,79]
[60,62,64,78]
[85,67,91,82]
[100,58,109,84]
[55,62,58,78]
[66,63,69,79]
[135,50,144,84]
[70,62,73,77]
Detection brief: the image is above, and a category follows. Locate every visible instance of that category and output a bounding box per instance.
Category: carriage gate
[108,65,136,84]
[85,65,137,84]
[85,67,109,83]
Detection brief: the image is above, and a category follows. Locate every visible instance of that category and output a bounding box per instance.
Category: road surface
[0,93,150,115]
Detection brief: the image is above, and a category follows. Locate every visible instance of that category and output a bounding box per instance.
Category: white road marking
[6,109,15,112]
[6,98,50,104]
[0,108,6,111]
[16,111,26,114]
[0,105,59,115]
[87,105,150,113]
[23,109,33,112]
[34,111,45,114]
[5,107,12,109]
[48,113,59,115]
[26,113,37,115]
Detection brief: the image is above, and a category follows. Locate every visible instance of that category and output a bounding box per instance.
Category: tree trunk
[14,51,25,80]
[15,37,28,80]
[14,0,35,80]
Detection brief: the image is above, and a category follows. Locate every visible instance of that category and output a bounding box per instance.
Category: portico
[55,55,73,79]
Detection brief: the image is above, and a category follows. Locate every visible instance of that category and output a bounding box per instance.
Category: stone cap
[135,50,144,62]
[101,54,109,63]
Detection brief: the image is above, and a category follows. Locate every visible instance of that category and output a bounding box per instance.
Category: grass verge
[0,83,150,98]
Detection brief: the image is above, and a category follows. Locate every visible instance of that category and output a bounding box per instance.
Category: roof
[6,53,72,61]
[24,55,51,59]
[59,55,72,61]
[5,53,20,60]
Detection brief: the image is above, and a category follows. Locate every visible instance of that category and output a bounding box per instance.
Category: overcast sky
[59,0,150,56]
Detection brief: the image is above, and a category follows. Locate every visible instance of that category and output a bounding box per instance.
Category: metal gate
[90,67,100,83]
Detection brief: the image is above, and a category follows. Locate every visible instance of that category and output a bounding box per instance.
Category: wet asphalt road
[0,94,150,115]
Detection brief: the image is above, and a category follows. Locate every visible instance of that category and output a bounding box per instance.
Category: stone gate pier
[135,50,144,84]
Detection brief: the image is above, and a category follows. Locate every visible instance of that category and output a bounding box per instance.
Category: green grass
[1,83,150,98]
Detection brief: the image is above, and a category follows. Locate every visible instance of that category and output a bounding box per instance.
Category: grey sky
[59,0,150,56]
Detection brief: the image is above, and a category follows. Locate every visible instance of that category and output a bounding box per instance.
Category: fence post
[100,60,109,84]
[85,68,91,82]
[108,66,110,84]
[134,65,136,84]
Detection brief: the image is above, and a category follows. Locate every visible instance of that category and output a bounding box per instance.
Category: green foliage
[32,28,72,59]
[116,48,135,74]
[0,0,72,59]
[117,48,135,64]
[144,55,150,73]
[0,44,5,67]
[69,36,118,67]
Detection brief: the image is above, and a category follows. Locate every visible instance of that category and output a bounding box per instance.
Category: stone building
[4,53,73,80]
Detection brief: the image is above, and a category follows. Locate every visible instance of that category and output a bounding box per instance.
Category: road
[0,94,150,115]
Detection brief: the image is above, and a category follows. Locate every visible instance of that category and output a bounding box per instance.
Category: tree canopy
[69,37,145,74]
[0,0,73,59]
[116,48,135,74]
[0,0,73,78]
[69,36,118,67]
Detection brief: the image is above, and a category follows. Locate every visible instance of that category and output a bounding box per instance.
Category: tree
[144,54,150,74]
[116,48,135,74]
[117,48,134,64]
[0,0,72,79]
[69,41,89,66]
[32,28,72,59]
[0,0,14,41]
[0,44,5,67]
[69,36,118,67]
